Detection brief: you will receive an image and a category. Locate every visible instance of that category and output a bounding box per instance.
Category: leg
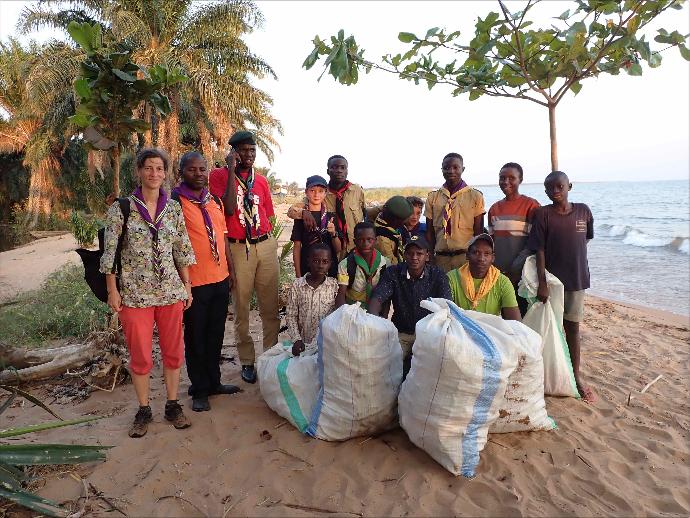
[254,237,281,352]
[204,279,232,391]
[398,332,416,380]
[155,301,185,401]
[183,283,214,398]
[229,242,258,365]
[119,305,155,406]
[563,290,595,403]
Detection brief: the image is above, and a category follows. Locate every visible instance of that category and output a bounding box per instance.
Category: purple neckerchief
[130,187,169,238]
[172,182,220,263]
[444,179,467,195]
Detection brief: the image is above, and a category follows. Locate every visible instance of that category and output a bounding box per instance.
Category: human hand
[225,149,240,172]
[292,340,305,357]
[107,289,122,313]
[184,284,194,310]
[536,281,549,303]
[302,209,316,231]
[327,217,336,236]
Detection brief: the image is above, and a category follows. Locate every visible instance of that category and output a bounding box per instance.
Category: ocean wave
[599,224,689,254]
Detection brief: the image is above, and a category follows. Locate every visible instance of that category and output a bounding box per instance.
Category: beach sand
[1,205,689,516]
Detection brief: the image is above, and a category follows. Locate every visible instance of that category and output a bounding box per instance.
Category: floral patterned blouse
[99,198,196,308]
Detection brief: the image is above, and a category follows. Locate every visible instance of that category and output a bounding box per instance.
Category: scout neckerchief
[459,262,500,309]
[172,183,220,264]
[441,180,468,237]
[329,181,351,245]
[307,204,329,246]
[352,249,382,303]
[374,213,404,262]
[130,187,170,280]
[235,168,258,259]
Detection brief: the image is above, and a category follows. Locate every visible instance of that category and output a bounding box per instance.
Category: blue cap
[306,175,328,189]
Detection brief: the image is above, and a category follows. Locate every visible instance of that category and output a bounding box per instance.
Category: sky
[1,0,688,187]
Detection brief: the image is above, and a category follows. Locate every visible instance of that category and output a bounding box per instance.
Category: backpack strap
[112,197,130,275]
[375,225,402,261]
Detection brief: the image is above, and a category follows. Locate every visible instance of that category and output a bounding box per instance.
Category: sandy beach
[1,206,689,517]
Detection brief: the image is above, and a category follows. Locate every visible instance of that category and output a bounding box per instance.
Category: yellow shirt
[425,186,485,252]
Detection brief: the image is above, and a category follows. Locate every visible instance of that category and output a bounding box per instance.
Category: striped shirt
[285,275,339,344]
[487,195,541,275]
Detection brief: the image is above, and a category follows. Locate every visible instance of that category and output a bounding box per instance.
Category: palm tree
[20,0,282,171]
[0,39,79,224]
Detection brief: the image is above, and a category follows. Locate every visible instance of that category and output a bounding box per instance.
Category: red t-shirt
[208,167,274,239]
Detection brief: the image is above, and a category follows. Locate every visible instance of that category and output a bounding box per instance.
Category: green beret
[385,195,413,220]
[228,131,256,147]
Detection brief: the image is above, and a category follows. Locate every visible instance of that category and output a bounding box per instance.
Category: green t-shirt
[447,270,518,316]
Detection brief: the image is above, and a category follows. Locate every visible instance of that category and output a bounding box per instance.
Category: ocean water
[436,180,690,317]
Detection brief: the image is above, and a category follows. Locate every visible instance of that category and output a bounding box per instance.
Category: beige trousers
[228,237,280,365]
[398,331,416,359]
[433,252,467,273]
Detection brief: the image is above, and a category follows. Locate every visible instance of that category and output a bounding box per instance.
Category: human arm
[293,241,302,278]
[368,268,394,317]
[284,283,303,353]
[221,150,239,216]
[327,217,342,257]
[171,203,196,309]
[335,285,348,309]
[473,214,484,236]
[535,249,549,303]
[177,265,193,310]
[367,297,383,317]
[499,274,520,320]
[424,192,436,251]
[473,192,486,235]
[100,202,124,312]
[501,306,521,321]
[225,237,234,291]
[106,274,122,313]
[436,268,452,300]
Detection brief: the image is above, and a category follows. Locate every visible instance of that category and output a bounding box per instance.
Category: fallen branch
[278,502,363,516]
[641,374,663,394]
[88,483,127,517]
[270,448,314,467]
[156,495,207,517]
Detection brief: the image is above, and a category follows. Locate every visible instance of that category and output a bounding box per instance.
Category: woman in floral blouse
[100,148,196,438]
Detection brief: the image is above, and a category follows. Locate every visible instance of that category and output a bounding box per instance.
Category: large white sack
[518,255,580,398]
[398,298,518,478]
[484,316,556,433]
[257,341,319,433]
[306,303,403,441]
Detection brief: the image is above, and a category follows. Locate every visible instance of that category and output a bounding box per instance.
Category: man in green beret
[208,131,280,385]
[374,196,413,265]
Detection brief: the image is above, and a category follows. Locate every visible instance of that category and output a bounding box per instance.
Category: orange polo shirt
[179,196,229,287]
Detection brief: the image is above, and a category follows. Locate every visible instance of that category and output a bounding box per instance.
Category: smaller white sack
[399,299,518,478]
[307,303,403,441]
[485,317,556,433]
[257,341,319,433]
[519,256,580,398]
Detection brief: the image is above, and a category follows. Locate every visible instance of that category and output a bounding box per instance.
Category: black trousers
[183,278,230,398]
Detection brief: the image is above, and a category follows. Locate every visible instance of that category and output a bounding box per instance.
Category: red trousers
[119,302,184,375]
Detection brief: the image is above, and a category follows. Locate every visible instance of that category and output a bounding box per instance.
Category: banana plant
[0,382,110,517]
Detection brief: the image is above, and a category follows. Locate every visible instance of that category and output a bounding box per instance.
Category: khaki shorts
[563,290,585,322]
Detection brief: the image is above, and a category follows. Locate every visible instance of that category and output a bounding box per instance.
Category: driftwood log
[0,331,127,386]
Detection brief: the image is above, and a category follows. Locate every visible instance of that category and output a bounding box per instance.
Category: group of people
[101,131,594,439]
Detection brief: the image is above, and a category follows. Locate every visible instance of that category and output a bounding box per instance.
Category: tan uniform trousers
[228,236,280,365]
[433,252,467,273]
[398,331,416,359]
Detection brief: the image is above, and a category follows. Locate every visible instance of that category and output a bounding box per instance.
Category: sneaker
[128,406,152,438]
[241,365,257,384]
[164,400,191,429]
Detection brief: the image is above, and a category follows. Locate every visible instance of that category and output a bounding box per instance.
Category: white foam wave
[599,224,688,254]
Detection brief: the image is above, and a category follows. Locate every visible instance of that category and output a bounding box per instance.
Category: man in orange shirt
[174,152,240,412]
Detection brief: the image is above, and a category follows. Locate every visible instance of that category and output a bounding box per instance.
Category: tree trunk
[25,156,60,225]
[548,103,558,172]
[0,343,99,384]
[198,121,213,167]
[112,144,121,197]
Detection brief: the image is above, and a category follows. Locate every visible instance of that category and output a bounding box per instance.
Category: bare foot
[577,381,596,403]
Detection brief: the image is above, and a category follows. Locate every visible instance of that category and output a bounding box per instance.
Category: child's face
[405,206,422,228]
[442,157,464,186]
[498,167,521,197]
[309,249,331,276]
[544,176,571,204]
[354,228,376,254]
[305,185,326,206]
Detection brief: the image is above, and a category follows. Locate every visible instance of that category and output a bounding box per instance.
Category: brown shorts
[563,290,585,322]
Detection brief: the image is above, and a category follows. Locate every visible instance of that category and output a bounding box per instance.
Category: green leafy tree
[21,0,282,165]
[303,0,689,170]
[66,21,187,196]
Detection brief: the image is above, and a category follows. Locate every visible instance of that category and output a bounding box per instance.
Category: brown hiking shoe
[128,406,152,438]
[164,400,191,429]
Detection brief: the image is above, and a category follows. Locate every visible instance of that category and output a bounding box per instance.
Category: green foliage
[69,210,100,247]
[67,21,187,149]
[0,265,110,347]
[0,385,109,517]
